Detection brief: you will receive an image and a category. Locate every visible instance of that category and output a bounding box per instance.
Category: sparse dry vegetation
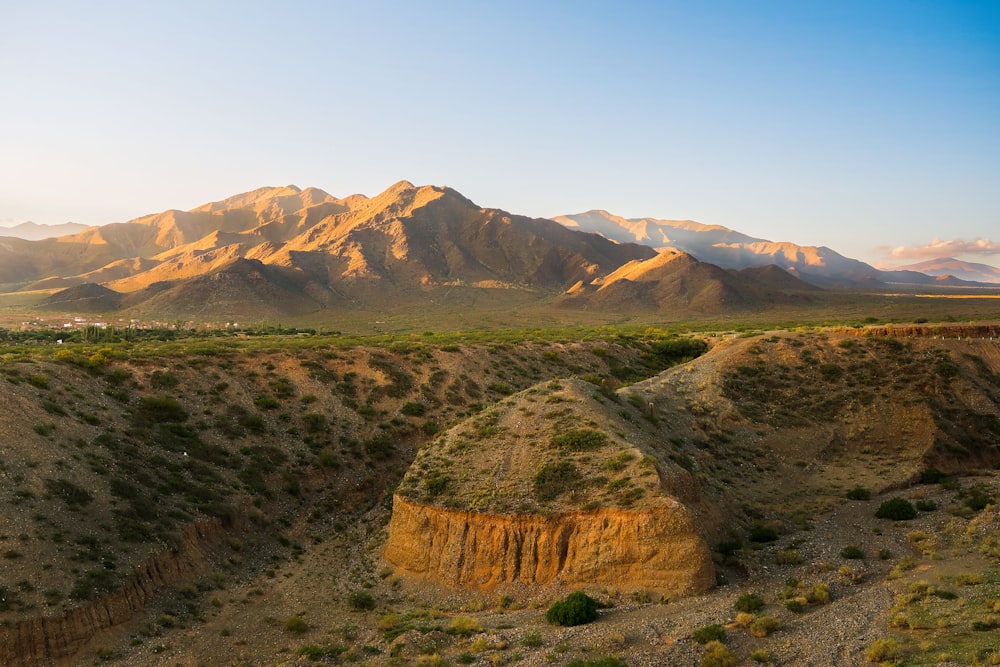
[1,322,1000,666]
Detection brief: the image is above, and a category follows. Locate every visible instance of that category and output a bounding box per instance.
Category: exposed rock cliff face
[0,518,239,667]
[385,497,714,597]
[383,376,720,598]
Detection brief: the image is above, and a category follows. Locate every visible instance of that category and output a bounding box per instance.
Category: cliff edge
[384,377,718,597]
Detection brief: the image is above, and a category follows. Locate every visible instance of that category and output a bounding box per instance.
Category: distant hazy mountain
[0,221,88,240]
[553,210,978,288]
[888,257,1000,284]
[560,250,818,314]
[552,210,869,282]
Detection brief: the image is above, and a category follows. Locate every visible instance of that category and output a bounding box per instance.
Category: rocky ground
[4,329,1000,666]
[97,472,999,667]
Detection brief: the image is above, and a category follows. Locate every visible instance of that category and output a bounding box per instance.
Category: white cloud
[879,238,1000,261]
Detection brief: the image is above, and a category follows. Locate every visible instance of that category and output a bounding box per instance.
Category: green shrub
[701,641,737,667]
[365,433,395,460]
[818,363,843,381]
[448,616,482,637]
[875,497,917,520]
[348,591,375,611]
[551,428,608,451]
[149,370,179,389]
[846,486,871,500]
[533,460,581,502]
[134,396,188,425]
[915,499,937,512]
[692,624,726,644]
[283,615,308,634]
[749,525,779,543]
[972,617,999,631]
[302,413,327,433]
[423,473,450,498]
[269,376,296,398]
[865,638,902,665]
[840,545,865,559]
[522,631,543,647]
[734,592,765,613]
[604,451,635,472]
[546,591,599,626]
[44,478,93,507]
[806,583,830,604]
[294,645,324,660]
[401,401,427,417]
[41,398,67,415]
[784,599,804,612]
[749,615,781,638]
[963,483,994,511]
[33,423,55,437]
[775,549,803,565]
[254,395,280,410]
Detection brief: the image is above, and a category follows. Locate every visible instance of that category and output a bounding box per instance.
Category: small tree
[875,497,917,521]
[546,591,599,626]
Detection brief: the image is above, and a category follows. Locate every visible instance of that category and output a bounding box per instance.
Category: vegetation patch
[876,497,918,521]
[734,592,765,613]
[550,428,609,451]
[533,460,582,502]
[546,591,599,626]
[692,624,726,644]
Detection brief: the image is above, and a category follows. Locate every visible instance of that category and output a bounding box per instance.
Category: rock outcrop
[0,516,245,667]
[383,377,719,598]
[385,496,714,597]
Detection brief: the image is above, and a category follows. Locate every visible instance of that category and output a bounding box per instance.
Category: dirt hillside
[1,326,999,666]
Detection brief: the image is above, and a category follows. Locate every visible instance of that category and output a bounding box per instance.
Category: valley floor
[98,473,1000,667]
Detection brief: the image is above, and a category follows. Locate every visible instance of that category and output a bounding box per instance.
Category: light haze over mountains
[0,221,87,240]
[1,182,995,320]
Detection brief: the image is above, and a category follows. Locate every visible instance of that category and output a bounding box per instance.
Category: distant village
[18,317,243,332]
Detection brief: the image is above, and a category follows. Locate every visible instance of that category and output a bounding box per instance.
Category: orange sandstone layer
[0,516,244,667]
[385,496,714,597]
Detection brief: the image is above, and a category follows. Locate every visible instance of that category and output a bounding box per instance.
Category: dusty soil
[3,328,1000,666]
[105,473,1000,667]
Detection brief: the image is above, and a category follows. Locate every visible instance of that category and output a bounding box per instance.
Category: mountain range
[554,210,990,287]
[0,220,88,240]
[887,257,1000,284]
[1,182,995,321]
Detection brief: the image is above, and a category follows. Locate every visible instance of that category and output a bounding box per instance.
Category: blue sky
[1,1,998,266]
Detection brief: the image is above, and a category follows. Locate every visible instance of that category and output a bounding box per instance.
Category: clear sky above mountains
[1,1,997,266]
